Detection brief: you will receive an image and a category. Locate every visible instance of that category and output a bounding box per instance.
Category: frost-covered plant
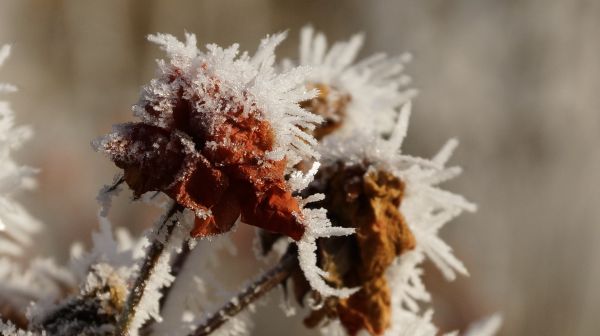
[0,28,501,336]
[0,45,40,258]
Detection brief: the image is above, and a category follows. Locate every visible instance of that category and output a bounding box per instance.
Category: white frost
[287,26,417,137]
[463,314,503,336]
[126,31,322,171]
[296,197,357,298]
[0,44,41,257]
[125,206,194,336]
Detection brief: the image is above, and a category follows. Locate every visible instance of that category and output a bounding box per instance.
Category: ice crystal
[22,215,141,335]
[0,44,41,257]
[285,26,417,138]
[0,257,74,327]
[133,31,320,167]
[463,314,503,336]
[123,205,196,336]
[155,235,254,336]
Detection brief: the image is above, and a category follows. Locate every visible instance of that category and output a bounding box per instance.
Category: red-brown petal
[101,123,187,197]
[190,189,241,237]
[239,185,304,241]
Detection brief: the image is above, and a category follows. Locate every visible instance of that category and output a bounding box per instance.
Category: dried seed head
[94,33,323,241]
[287,26,417,138]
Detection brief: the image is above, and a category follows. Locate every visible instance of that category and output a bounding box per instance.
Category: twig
[106,175,125,193]
[159,242,191,309]
[189,248,298,336]
[116,203,183,336]
[139,241,192,335]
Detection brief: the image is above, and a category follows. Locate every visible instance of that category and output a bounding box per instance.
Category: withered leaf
[300,165,416,335]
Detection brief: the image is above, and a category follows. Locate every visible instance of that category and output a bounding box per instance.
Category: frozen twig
[189,248,298,336]
[158,242,191,310]
[116,203,182,336]
[139,241,193,335]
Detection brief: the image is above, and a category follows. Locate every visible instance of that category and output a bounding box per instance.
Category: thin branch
[189,248,298,336]
[159,242,191,309]
[116,203,183,336]
[106,174,125,193]
[139,241,192,335]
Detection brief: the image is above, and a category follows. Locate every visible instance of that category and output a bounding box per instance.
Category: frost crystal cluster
[0,45,40,258]
[0,27,500,336]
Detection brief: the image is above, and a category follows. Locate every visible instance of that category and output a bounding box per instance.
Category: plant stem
[159,242,191,310]
[188,248,298,336]
[116,203,182,336]
[106,174,125,193]
[138,240,192,336]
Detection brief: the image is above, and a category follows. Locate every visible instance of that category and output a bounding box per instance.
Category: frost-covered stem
[116,203,182,336]
[107,174,125,193]
[159,242,191,309]
[189,248,298,336]
[139,242,192,335]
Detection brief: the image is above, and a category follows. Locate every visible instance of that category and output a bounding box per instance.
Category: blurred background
[1,0,599,335]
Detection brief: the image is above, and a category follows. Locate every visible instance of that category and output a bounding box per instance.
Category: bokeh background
[1,1,599,335]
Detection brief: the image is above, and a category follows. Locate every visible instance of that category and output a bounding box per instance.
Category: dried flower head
[94,32,322,241]
[286,26,417,139]
[274,102,477,335]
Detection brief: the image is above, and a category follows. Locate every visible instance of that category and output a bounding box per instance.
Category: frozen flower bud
[94,32,324,241]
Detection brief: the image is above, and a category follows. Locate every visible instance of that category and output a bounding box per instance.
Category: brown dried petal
[300,83,350,140]
[302,166,415,335]
[100,124,188,198]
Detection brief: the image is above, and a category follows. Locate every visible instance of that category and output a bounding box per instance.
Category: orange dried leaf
[301,166,415,335]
